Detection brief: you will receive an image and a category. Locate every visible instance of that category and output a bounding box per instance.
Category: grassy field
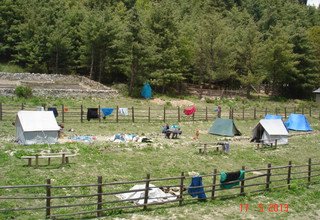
[0,95,320,219]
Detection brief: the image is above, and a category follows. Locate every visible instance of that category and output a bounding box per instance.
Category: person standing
[217,105,221,118]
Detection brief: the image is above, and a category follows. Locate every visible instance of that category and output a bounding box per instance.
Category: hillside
[0,0,319,99]
[0,72,118,98]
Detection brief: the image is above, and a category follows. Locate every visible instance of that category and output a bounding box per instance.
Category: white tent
[16,111,60,145]
[252,119,289,145]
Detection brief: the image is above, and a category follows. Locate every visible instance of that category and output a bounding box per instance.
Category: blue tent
[284,114,312,131]
[265,114,282,120]
[141,83,152,99]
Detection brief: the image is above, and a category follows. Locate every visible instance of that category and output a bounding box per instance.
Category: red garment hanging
[184,106,196,115]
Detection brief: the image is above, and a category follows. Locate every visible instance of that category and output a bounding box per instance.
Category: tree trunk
[55,48,59,74]
[90,47,94,79]
[246,85,251,98]
[98,49,103,83]
[129,60,137,96]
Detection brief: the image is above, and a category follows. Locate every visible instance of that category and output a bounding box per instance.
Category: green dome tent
[208,118,241,137]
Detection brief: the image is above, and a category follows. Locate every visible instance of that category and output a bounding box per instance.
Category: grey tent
[208,118,241,137]
[251,119,288,145]
[15,111,60,145]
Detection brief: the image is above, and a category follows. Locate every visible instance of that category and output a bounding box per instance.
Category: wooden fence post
[178,107,181,122]
[148,107,151,123]
[308,158,312,186]
[254,107,256,120]
[287,161,292,190]
[309,107,312,117]
[21,103,24,110]
[116,106,119,123]
[62,153,65,164]
[179,172,185,206]
[211,169,217,199]
[163,107,166,123]
[0,103,2,121]
[229,107,231,119]
[97,176,103,217]
[284,107,287,119]
[80,105,83,123]
[205,107,208,121]
[265,108,268,116]
[35,154,39,168]
[98,105,101,123]
[61,105,65,123]
[143,174,150,210]
[242,106,245,120]
[240,166,245,196]
[46,179,51,219]
[132,106,135,123]
[266,163,271,191]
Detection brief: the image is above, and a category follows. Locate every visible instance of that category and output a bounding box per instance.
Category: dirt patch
[151,98,166,105]
[150,98,194,107]
[170,100,194,107]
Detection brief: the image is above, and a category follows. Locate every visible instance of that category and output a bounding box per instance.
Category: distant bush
[15,85,33,98]
[0,63,25,73]
[112,83,129,96]
[205,97,215,103]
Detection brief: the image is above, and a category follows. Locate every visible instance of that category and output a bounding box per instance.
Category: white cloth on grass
[116,184,176,205]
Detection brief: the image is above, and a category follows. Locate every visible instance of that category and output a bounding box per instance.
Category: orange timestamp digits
[240,203,289,212]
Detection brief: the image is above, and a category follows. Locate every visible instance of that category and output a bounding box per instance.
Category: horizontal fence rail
[0,158,320,219]
[0,103,319,123]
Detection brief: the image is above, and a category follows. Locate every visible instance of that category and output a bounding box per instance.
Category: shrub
[14,86,33,98]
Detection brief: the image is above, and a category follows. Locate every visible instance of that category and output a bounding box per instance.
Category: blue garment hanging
[141,83,152,99]
[188,176,206,199]
[101,108,114,117]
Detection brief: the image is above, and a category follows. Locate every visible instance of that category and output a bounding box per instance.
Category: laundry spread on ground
[116,184,176,205]
[68,136,96,143]
[109,134,152,143]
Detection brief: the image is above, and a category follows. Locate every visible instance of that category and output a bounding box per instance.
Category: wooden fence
[0,103,319,123]
[1,158,320,219]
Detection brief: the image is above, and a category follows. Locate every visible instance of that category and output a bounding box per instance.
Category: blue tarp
[284,114,312,131]
[141,83,152,99]
[101,108,114,117]
[265,114,282,119]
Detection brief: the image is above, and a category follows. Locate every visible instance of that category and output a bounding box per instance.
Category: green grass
[0,63,25,73]
[0,96,320,219]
